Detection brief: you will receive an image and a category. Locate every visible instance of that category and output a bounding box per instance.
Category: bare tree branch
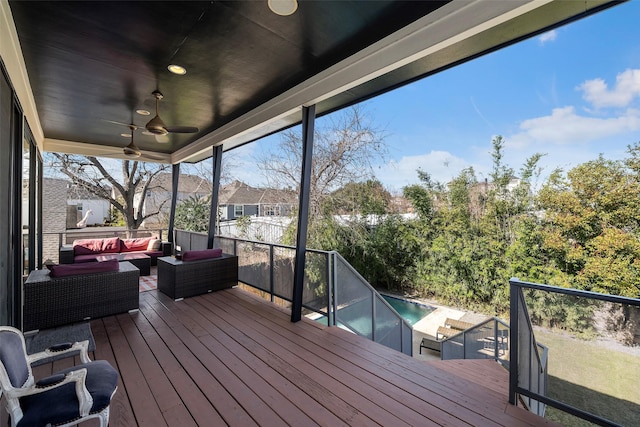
[257,105,388,216]
[48,153,170,230]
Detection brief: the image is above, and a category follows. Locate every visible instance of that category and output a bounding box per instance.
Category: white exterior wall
[67,199,110,226]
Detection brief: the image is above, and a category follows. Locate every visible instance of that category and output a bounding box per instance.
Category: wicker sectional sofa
[157,253,238,300]
[59,236,172,265]
[23,261,140,332]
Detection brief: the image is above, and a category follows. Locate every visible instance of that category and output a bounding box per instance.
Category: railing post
[269,244,275,303]
[463,331,467,359]
[494,319,499,360]
[331,252,338,327]
[371,288,376,342]
[509,279,519,405]
[326,252,333,327]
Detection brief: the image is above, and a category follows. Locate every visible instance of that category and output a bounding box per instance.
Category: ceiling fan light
[168,64,187,75]
[145,115,168,135]
[268,0,297,16]
[123,144,141,157]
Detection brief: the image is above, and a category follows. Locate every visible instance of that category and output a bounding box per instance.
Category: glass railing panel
[174,230,187,250]
[302,251,329,313]
[335,294,374,338]
[373,296,402,349]
[335,258,374,338]
[441,319,511,362]
[441,332,465,360]
[236,241,271,292]
[189,232,208,250]
[463,321,495,360]
[517,289,537,413]
[496,321,510,366]
[401,322,412,354]
[273,246,294,301]
[175,229,207,251]
[215,236,235,255]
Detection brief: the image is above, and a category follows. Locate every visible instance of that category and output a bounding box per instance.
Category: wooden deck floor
[19,288,557,426]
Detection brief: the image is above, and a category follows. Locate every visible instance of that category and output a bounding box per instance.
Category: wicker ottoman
[96,253,151,276]
[157,254,238,300]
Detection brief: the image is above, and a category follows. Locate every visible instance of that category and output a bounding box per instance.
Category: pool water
[382,295,435,326]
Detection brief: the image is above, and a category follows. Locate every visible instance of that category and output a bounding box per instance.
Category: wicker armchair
[24,261,139,332]
[157,254,238,300]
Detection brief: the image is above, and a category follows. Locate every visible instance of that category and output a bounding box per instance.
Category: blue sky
[228,1,640,193]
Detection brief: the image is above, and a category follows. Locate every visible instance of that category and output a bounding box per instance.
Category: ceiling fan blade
[165,126,199,133]
[94,154,169,163]
[144,91,198,135]
[103,119,136,128]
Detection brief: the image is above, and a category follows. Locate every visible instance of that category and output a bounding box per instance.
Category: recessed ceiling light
[136,109,150,116]
[141,131,155,136]
[268,0,298,16]
[121,133,131,138]
[168,64,187,75]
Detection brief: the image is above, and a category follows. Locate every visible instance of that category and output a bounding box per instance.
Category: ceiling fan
[93,124,169,162]
[145,90,199,136]
[123,124,142,157]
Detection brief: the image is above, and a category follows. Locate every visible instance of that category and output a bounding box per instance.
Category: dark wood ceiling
[8,1,447,157]
[6,0,621,163]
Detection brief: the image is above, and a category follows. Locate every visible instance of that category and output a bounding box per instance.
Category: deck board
[4,287,559,427]
[197,288,472,426]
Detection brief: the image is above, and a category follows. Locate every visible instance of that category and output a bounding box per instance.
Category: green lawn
[533,329,639,426]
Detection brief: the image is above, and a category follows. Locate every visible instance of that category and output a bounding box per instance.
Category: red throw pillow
[50,259,119,278]
[73,237,121,255]
[181,248,223,262]
[121,237,152,252]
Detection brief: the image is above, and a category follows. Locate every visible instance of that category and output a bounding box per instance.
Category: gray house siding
[244,205,258,217]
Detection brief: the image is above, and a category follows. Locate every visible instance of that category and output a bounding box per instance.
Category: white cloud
[538,30,557,45]
[578,69,640,108]
[377,151,475,191]
[507,106,640,148]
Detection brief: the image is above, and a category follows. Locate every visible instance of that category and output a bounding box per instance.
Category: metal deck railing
[510,279,639,426]
[174,229,413,355]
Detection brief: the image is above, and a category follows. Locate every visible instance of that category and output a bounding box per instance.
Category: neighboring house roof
[148,173,213,194]
[42,178,111,202]
[66,181,111,200]
[219,181,296,205]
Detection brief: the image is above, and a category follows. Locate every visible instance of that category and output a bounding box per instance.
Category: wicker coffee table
[96,253,151,276]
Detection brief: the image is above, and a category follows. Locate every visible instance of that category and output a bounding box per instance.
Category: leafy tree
[49,154,170,231]
[324,179,391,216]
[401,136,545,314]
[537,146,640,297]
[174,194,211,232]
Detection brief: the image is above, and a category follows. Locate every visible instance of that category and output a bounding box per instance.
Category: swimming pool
[312,295,435,329]
[381,295,435,326]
